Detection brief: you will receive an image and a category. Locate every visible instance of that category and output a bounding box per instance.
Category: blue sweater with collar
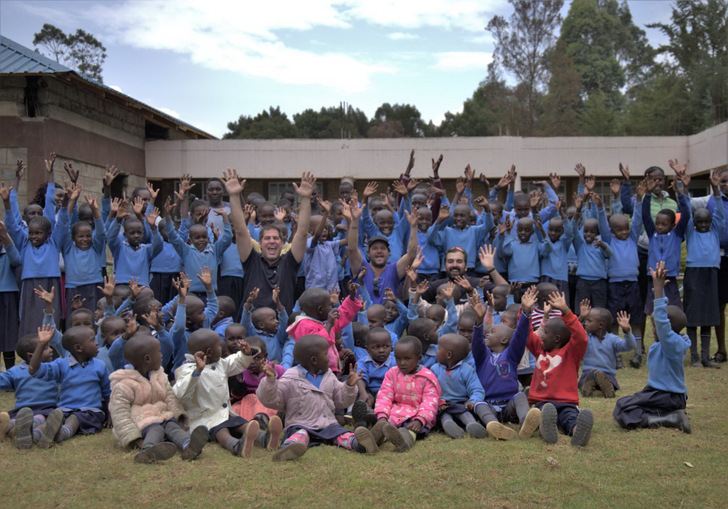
[32,356,111,409]
[0,361,59,409]
[106,219,163,286]
[430,360,484,404]
[647,297,690,394]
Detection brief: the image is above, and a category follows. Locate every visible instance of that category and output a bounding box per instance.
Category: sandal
[712,351,727,363]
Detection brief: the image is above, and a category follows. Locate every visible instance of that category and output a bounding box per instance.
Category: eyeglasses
[372,277,380,297]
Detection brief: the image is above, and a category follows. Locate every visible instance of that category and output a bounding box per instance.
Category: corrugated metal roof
[0,35,215,139]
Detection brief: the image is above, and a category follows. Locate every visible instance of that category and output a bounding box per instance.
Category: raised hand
[455,176,466,194]
[406,149,415,174]
[547,291,569,314]
[710,168,722,190]
[668,158,687,178]
[123,315,140,340]
[453,275,473,293]
[441,281,455,301]
[464,164,475,182]
[221,168,245,195]
[245,287,260,309]
[70,294,86,311]
[194,351,207,373]
[97,275,116,299]
[636,178,647,201]
[468,292,486,322]
[520,286,538,314]
[616,310,631,333]
[146,206,160,226]
[618,162,630,181]
[261,362,277,378]
[63,162,79,183]
[34,285,55,305]
[585,175,596,191]
[346,364,364,387]
[432,154,443,174]
[163,195,177,218]
[329,285,341,305]
[405,265,418,283]
[579,298,592,318]
[132,196,145,216]
[293,171,316,199]
[197,266,213,289]
[362,181,378,200]
[405,177,421,192]
[549,172,561,189]
[0,182,11,202]
[415,279,429,296]
[145,181,159,200]
[590,192,603,208]
[437,204,450,223]
[347,280,360,299]
[129,278,146,299]
[574,163,586,177]
[404,207,419,227]
[37,324,55,345]
[391,180,408,197]
[104,165,119,187]
[478,244,498,270]
[43,153,56,175]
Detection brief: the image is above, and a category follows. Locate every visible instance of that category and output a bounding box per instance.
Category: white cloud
[158,107,180,119]
[388,32,419,40]
[433,52,492,71]
[108,85,124,93]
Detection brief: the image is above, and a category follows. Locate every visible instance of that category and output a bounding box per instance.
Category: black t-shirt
[242,249,301,313]
[423,275,495,305]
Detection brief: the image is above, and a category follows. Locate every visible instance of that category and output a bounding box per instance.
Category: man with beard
[346,200,419,305]
[223,169,315,314]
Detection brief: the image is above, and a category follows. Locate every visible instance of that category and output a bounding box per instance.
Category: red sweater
[526,312,587,406]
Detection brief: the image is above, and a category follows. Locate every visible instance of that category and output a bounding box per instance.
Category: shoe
[539,403,558,444]
[383,424,412,452]
[266,415,283,452]
[465,422,488,439]
[629,354,642,369]
[370,420,387,445]
[615,355,624,370]
[646,410,691,434]
[352,400,370,429]
[272,442,307,461]
[354,426,379,454]
[711,351,727,363]
[581,377,597,397]
[690,360,703,367]
[485,421,516,440]
[181,425,208,460]
[441,419,465,439]
[38,408,64,449]
[570,409,594,447]
[519,407,541,439]
[134,442,178,464]
[0,411,10,439]
[702,359,721,369]
[235,420,260,458]
[14,407,34,450]
[594,370,615,398]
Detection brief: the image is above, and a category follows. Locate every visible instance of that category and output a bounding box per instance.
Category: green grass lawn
[2,331,726,508]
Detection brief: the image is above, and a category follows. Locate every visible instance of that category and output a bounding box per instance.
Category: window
[268,181,322,205]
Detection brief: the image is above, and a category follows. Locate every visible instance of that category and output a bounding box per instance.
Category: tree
[33,24,107,82]
[369,103,433,137]
[293,105,369,139]
[486,0,564,135]
[224,107,297,139]
[538,40,583,135]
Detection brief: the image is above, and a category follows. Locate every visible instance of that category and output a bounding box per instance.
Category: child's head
[293,334,329,374]
[224,323,246,354]
[435,283,460,307]
[22,203,43,224]
[187,328,222,364]
[189,199,210,224]
[69,308,94,330]
[644,166,666,194]
[123,335,162,375]
[582,218,600,243]
[131,186,153,209]
[185,295,206,328]
[654,208,676,235]
[609,214,630,241]
[352,321,369,349]
[535,282,559,308]
[547,217,564,243]
[366,327,392,364]
[216,296,236,321]
[71,221,94,251]
[416,206,433,233]
[411,193,427,211]
[499,309,518,329]
[28,216,51,247]
[436,333,470,368]
[123,218,144,248]
[582,307,612,336]
[247,192,265,209]
[719,168,728,196]
[513,193,530,218]
[540,318,571,352]
[382,299,399,324]
[490,201,504,225]
[491,285,509,312]
[252,306,279,334]
[17,333,52,363]
[95,296,121,322]
[693,208,712,233]
[373,210,394,236]
[516,217,534,243]
[339,181,354,201]
[425,304,446,329]
[408,317,437,352]
[298,287,331,322]
[485,323,514,353]
[468,209,477,226]
[457,311,476,342]
[394,336,422,374]
[565,205,577,221]
[100,315,126,347]
[452,204,471,230]
[257,202,276,226]
[188,224,210,251]
[61,326,98,361]
[368,196,385,216]
[651,306,687,341]
[244,336,268,374]
[133,298,163,328]
[330,201,344,225]
[277,199,292,223]
[366,304,387,329]
[114,284,132,301]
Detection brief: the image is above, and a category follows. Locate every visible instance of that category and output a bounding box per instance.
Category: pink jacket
[374,366,442,429]
[109,367,186,447]
[256,367,357,432]
[286,295,360,373]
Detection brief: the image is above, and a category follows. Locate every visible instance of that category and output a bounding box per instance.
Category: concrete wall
[144,126,728,182]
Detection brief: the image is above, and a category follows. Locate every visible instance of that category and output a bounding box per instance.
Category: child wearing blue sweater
[428,203,493,271]
[351,327,395,428]
[0,326,59,449]
[613,262,691,433]
[573,193,613,311]
[468,289,542,440]
[0,219,21,370]
[29,324,112,447]
[497,216,542,298]
[240,287,289,363]
[538,205,574,301]
[579,305,636,398]
[683,170,724,368]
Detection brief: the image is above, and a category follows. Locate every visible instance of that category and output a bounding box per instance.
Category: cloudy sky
[0,0,674,138]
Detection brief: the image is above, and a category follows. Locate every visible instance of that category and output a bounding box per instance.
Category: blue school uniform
[240,306,289,363]
[539,219,575,282]
[498,233,542,283]
[360,353,395,394]
[170,291,219,371]
[61,212,106,288]
[0,361,59,410]
[572,209,613,280]
[427,213,494,270]
[430,361,484,405]
[304,238,340,290]
[106,219,162,286]
[581,331,636,385]
[647,297,690,394]
[602,201,643,282]
[361,207,410,264]
[643,194,690,276]
[167,220,232,293]
[32,356,111,410]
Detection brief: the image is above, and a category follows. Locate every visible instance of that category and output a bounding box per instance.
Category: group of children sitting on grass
[1,151,720,462]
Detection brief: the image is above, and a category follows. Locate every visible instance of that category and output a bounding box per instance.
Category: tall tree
[485,0,564,135]
[293,105,369,139]
[224,107,297,139]
[538,40,583,135]
[369,103,433,137]
[33,24,107,82]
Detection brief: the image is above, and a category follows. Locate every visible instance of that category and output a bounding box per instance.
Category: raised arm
[290,172,316,263]
[396,209,419,279]
[222,169,252,262]
[346,200,364,276]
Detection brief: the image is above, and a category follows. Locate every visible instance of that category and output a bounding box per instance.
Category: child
[0,219,21,370]
[109,335,208,463]
[304,199,347,290]
[573,193,612,310]
[29,325,111,447]
[469,289,542,440]
[526,291,593,446]
[149,218,182,305]
[497,217,542,299]
[370,335,441,452]
[579,305,636,398]
[613,262,691,433]
[683,170,724,368]
[287,282,360,375]
[430,333,488,439]
[351,327,394,428]
[228,336,285,451]
[538,206,574,300]
[428,203,493,271]
[0,326,59,449]
[212,295,237,339]
[257,334,379,461]
[407,317,438,368]
[173,328,260,457]
[241,286,288,363]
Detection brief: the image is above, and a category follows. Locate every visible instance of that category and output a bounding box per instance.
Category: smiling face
[189,224,209,251]
[383,300,399,323]
[485,324,512,351]
[224,324,246,354]
[366,305,387,329]
[452,205,470,230]
[411,194,427,210]
[548,218,564,243]
[582,219,599,244]
[259,226,283,262]
[720,170,728,196]
[610,214,630,241]
[445,250,466,280]
[417,207,433,232]
[256,308,280,334]
[258,204,276,226]
[28,223,50,248]
[646,168,665,194]
[367,240,390,269]
[374,210,394,236]
[23,204,43,224]
[514,195,530,218]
